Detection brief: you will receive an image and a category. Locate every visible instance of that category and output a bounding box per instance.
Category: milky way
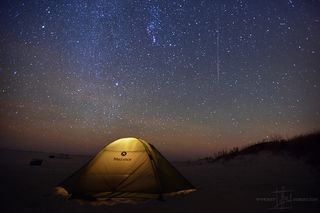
[0,0,319,159]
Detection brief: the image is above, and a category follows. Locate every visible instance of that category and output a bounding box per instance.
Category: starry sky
[0,0,319,159]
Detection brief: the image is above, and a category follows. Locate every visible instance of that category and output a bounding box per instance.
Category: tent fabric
[56,138,195,200]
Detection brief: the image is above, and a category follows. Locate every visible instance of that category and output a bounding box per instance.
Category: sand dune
[0,149,319,213]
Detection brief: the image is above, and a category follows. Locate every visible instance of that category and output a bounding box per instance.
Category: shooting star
[216,4,221,84]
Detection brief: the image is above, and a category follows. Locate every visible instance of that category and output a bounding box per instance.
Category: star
[0,0,318,158]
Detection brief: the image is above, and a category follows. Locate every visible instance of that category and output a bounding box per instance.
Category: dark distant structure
[29,159,43,166]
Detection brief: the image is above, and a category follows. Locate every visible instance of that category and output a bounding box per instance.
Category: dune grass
[199,131,320,168]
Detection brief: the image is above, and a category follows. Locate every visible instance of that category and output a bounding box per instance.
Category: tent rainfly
[55,137,195,201]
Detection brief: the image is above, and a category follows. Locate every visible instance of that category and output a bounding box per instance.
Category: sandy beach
[1,149,319,213]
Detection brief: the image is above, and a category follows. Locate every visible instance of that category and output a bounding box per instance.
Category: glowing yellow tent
[55,138,195,201]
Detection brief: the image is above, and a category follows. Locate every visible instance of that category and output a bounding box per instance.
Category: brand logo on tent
[114,151,131,161]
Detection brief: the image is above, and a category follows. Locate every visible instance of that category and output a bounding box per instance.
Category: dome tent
[55,138,195,203]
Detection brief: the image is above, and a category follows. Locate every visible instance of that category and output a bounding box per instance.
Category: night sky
[0,0,319,159]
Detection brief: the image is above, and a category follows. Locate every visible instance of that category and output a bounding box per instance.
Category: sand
[0,149,319,213]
